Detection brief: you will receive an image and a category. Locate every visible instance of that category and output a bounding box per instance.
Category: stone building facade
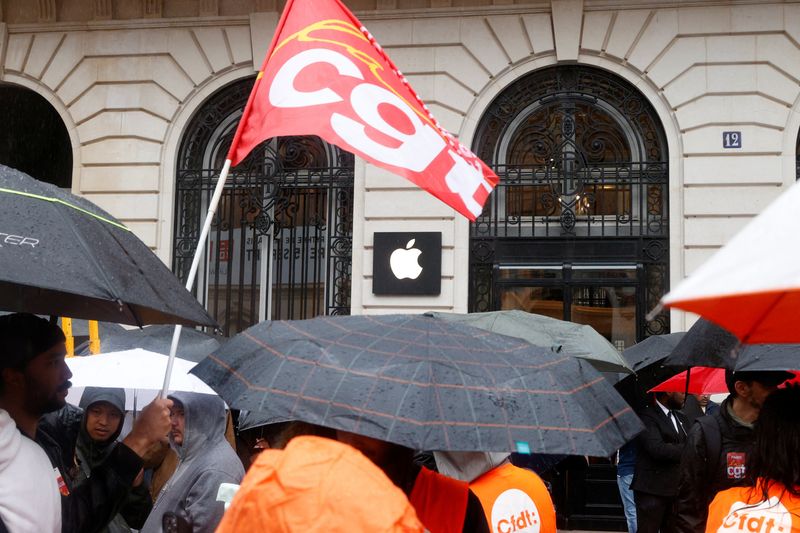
[2,0,799,339]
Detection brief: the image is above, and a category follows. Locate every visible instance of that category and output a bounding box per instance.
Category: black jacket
[674,397,755,533]
[37,405,144,533]
[630,402,689,497]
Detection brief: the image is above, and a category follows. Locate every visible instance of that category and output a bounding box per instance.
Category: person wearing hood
[142,392,244,533]
[72,387,153,533]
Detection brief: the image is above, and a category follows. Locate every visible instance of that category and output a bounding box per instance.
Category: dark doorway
[0,84,72,188]
[470,65,671,530]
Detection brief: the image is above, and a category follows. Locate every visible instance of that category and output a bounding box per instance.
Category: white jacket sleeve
[0,409,61,533]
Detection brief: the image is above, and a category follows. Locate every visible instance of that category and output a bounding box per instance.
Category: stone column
[38,0,56,22]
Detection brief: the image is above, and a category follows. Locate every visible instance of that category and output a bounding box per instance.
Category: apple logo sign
[372,232,441,295]
[390,239,423,280]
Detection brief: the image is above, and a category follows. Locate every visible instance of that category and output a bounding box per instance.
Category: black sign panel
[372,232,441,295]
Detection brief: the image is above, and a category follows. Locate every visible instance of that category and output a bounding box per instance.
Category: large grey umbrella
[192,314,643,455]
[429,310,632,373]
[0,165,215,327]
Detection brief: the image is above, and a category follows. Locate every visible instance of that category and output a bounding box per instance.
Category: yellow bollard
[62,318,75,357]
[88,320,100,355]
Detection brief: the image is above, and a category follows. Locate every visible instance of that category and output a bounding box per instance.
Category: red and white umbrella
[662,181,800,343]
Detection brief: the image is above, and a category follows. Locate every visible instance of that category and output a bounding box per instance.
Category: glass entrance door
[496,264,639,352]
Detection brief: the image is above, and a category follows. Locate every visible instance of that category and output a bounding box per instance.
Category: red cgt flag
[227,0,498,220]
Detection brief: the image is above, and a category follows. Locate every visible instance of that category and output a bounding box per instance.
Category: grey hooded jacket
[141,392,243,533]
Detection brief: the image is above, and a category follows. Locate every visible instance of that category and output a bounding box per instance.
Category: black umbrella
[612,333,686,410]
[663,318,739,368]
[75,324,223,362]
[192,314,643,456]
[0,165,214,327]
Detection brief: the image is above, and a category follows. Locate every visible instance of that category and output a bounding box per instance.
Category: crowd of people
[617,372,800,533]
[0,311,798,533]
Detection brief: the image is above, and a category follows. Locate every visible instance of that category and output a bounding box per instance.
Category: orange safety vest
[409,466,469,533]
[706,480,800,533]
[470,463,557,533]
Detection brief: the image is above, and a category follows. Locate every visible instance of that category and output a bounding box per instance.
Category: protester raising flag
[227,0,498,220]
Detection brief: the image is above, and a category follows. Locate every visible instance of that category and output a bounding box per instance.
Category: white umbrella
[66,348,217,410]
[661,181,800,343]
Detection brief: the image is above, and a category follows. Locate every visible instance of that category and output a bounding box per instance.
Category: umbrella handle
[160,159,231,397]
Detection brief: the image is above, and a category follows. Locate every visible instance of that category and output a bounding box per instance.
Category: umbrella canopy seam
[0,187,131,231]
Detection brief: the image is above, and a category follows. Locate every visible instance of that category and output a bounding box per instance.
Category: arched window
[173,78,354,335]
[0,83,72,188]
[470,65,669,346]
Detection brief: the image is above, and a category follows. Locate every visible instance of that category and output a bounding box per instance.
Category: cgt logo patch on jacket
[727,452,746,480]
[490,488,541,533]
[717,496,792,533]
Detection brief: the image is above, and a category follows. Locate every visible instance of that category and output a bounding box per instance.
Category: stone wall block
[41,33,84,89]
[433,46,486,94]
[225,26,252,65]
[58,60,97,106]
[705,64,757,95]
[80,165,160,192]
[756,34,800,87]
[551,0,582,60]
[81,138,161,165]
[730,4,782,32]
[150,56,195,100]
[627,9,677,72]
[384,46,435,74]
[755,64,798,107]
[683,216,750,247]
[23,32,62,79]
[676,94,787,132]
[604,9,650,61]
[432,74,475,114]
[580,11,612,53]
[168,29,213,84]
[363,189,455,218]
[486,15,533,63]
[411,18,459,45]
[84,192,159,219]
[521,13,553,55]
[647,36,705,88]
[361,279,454,308]
[84,29,167,56]
[677,6,730,34]
[706,34,755,63]
[684,248,716,277]
[661,66,706,109]
[5,34,32,72]
[249,11,277,71]
[683,155,782,185]
[365,19,414,46]
[363,218,456,244]
[684,185,783,216]
[460,18,510,75]
[194,27,231,73]
[78,110,167,143]
[76,111,124,142]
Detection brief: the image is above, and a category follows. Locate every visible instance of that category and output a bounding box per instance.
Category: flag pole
[160,159,232,397]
